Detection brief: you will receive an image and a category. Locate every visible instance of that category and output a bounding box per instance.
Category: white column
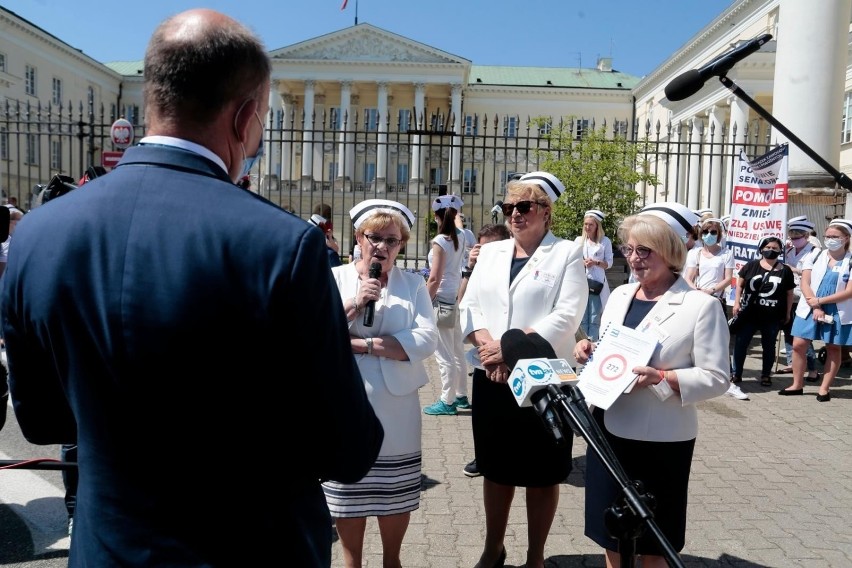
[376,81,389,192]
[280,94,294,184]
[687,117,702,210]
[313,94,326,184]
[337,81,351,185]
[263,85,280,195]
[725,95,749,214]
[449,83,462,193]
[773,0,851,184]
[409,82,426,191]
[704,105,723,216]
[301,80,315,187]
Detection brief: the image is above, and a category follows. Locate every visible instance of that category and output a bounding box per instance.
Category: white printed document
[577,323,659,410]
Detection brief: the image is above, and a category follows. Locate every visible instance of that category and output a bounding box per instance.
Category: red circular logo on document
[599,354,627,381]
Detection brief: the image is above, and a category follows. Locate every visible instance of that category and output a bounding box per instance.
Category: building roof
[105,61,144,76]
[468,65,640,90]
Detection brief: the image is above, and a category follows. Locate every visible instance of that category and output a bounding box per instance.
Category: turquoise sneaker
[454,396,471,409]
[423,400,457,415]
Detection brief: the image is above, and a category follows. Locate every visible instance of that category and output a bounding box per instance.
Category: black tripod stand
[540,384,685,568]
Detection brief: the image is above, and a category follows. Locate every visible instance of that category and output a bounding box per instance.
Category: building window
[52,77,63,106]
[503,116,517,138]
[498,170,520,194]
[463,169,478,194]
[0,53,6,73]
[0,127,7,160]
[364,163,376,184]
[25,65,36,96]
[538,119,552,137]
[51,140,62,170]
[574,118,589,140]
[329,107,342,130]
[328,161,339,180]
[25,134,39,165]
[396,163,409,184]
[364,108,379,131]
[842,91,852,144]
[464,115,478,136]
[110,103,117,121]
[614,119,629,138]
[398,109,411,133]
[87,86,95,105]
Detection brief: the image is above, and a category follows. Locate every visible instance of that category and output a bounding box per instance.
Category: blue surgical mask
[239,111,265,179]
[824,237,844,251]
[702,233,718,246]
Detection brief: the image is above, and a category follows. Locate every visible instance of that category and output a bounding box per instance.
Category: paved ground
[331,337,852,567]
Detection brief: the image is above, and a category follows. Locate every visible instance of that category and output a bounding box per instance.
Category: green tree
[533,117,660,244]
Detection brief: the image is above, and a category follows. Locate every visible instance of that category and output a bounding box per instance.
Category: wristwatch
[461,266,474,279]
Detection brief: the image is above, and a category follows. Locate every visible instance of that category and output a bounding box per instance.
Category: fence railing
[2,97,796,267]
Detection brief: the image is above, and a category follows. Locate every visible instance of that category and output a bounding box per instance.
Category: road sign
[102,151,124,169]
[110,118,134,149]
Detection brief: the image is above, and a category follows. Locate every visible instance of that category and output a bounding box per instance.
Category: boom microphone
[664,33,772,102]
[363,262,382,327]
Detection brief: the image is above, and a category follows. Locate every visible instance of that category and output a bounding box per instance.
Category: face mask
[761,249,781,260]
[702,233,718,246]
[790,236,808,248]
[824,237,844,251]
[239,111,265,179]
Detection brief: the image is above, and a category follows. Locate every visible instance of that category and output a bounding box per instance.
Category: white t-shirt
[686,247,734,295]
[427,230,466,302]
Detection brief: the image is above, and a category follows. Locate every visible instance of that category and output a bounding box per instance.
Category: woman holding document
[573,207,729,568]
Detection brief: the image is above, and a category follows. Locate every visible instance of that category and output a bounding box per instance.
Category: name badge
[833,264,843,273]
[533,270,556,287]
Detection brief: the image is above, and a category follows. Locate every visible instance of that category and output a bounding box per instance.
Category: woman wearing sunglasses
[459,171,587,568]
[573,208,730,568]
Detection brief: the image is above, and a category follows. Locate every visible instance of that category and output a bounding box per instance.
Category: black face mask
[761,249,781,260]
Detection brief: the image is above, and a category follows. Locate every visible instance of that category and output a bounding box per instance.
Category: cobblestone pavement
[332,339,852,568]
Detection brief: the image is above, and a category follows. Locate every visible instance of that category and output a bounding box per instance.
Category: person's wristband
[461,270,473,279]
[365,337,373,355]
[657,369,667,384]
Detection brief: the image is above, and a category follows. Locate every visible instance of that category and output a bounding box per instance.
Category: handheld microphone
[664,33,772,102]
[363,262,382,327]
[490,201,504,215]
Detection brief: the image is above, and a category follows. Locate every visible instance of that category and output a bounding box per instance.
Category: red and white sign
[102,151,124,169]
[110,118,134,149]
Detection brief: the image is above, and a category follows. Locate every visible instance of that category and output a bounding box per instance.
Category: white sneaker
[726,383,749,400]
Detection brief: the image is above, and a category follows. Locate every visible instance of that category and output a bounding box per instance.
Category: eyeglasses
[619,245,653,259]
[701,230,718,235]
[364,233,402,248]
[501,200,546,216]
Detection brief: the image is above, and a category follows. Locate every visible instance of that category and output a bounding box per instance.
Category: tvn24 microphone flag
[725,144,789,305]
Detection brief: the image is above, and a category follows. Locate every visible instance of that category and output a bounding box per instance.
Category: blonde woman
[575,209,613,341]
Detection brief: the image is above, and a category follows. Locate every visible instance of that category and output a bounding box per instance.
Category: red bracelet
[657,369,667,384]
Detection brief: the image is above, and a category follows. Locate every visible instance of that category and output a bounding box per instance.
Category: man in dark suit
[1,9,382,567]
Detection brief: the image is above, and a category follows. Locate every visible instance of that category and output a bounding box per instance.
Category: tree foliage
[533,117,660,243]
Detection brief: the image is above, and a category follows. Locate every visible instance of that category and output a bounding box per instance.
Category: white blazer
[598,277,730,442]
[459,232,588,363]
[332,263,439,396]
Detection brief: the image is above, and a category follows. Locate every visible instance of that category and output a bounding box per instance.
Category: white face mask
[824,237,844,251]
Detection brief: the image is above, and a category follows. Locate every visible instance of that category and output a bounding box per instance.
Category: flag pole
[355,0,359,25]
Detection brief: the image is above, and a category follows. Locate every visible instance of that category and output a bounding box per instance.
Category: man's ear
[232,98,259,144]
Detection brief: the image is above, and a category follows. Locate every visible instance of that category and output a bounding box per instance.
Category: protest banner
[725,144,789,304]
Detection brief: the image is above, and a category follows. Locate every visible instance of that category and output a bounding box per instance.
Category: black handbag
[587,277,604,295]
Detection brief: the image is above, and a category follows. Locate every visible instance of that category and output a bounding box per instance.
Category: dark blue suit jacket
[2,144,383,566]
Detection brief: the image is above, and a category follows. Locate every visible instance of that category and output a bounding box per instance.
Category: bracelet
[657,369,667,384]
[365,337,373,355]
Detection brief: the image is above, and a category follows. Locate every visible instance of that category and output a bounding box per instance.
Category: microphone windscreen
[664,69,704,102]
[526,332,557,359]
[368,262,382,278]
[501,328,539,369]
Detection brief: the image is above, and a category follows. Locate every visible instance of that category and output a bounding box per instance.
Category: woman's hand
[632,365,665,389]
[468,244,481,267]
[573,339,594,364]
[484,362,510,383]
[477,339,503,367]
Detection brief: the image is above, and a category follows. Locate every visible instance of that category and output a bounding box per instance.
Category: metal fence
[2,97,842,267]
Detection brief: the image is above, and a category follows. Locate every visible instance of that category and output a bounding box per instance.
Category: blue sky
[4,0,735,77]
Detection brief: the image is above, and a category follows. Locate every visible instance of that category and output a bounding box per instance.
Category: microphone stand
[543,384,685,568]
[718,75,852,191]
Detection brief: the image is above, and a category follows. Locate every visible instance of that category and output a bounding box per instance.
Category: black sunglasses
[701,230,718,235]
[501,200,546,216]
